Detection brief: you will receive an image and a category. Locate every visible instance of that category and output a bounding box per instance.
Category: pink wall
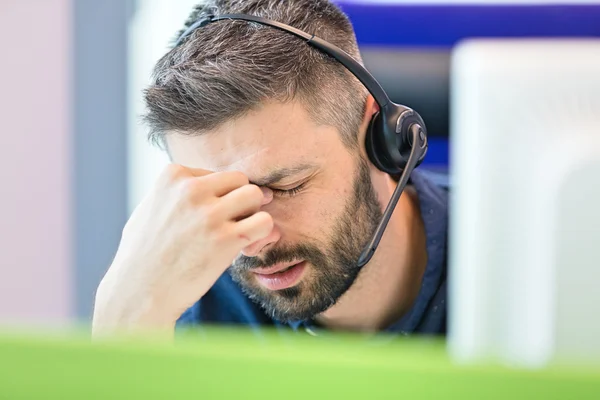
[0,0,72,325]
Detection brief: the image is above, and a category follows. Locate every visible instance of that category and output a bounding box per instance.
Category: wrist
[92,277,177,338]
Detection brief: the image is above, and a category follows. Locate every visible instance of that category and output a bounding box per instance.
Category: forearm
[91,278,176,340]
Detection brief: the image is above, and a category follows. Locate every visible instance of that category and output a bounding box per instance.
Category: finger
[185,166,215,178]
[159,164,212,184]
[231,211,274,246]
[217,184,268,221]
[198,171,249,197]
[158,165,213,192]
[261,187,274,205]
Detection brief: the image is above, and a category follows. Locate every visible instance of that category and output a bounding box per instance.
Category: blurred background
[1,0,599,330]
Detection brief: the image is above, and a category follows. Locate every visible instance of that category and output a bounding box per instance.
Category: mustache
[232,243,325,272]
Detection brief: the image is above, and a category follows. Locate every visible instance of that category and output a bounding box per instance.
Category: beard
[229,158,383,323]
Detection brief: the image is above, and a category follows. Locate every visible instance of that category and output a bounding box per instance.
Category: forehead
[166,101,345,174]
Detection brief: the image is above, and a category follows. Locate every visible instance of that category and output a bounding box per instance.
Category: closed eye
[271,182,307,198]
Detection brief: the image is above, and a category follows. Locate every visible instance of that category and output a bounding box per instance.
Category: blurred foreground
[0,326,599,399]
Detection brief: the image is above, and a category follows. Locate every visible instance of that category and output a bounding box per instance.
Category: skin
[92,95,428,337]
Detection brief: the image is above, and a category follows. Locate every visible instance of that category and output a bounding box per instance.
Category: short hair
[143,0,368,150]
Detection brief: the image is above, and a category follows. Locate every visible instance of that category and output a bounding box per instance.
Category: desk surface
[0,327,598,399]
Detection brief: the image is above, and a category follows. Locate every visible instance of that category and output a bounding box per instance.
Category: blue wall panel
[336,4,600,166]
[338,4,600,47]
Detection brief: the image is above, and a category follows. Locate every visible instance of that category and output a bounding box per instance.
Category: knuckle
[174,180,201,207]
[178,178,201,198]
[177,178,212,205]
[212,224,234,246]
[162,164,187,181]
[200,203,223,232]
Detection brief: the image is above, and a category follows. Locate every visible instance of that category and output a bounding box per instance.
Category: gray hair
[143,0,368,150]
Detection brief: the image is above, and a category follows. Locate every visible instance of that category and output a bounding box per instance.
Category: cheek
[269,185,353,238]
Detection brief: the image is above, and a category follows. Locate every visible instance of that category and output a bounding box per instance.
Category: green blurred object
[0,326,598,399]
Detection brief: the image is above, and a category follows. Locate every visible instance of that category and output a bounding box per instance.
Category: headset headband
[174,13,392,109]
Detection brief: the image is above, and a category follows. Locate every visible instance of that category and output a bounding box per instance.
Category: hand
[92,164,273,337]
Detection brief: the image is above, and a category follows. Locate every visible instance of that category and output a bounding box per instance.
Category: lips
[252,260,303,275]
[252,261,306,291]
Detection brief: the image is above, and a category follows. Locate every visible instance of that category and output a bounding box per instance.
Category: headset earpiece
[365,112,393,173]
[365,104,428,175]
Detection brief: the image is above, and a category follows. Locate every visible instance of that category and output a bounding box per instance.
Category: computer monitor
[448,39,600,368]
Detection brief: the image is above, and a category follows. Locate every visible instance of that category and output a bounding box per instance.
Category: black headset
[175,14,429,267]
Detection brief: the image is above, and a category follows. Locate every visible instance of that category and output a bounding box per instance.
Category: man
[92,0,448,338]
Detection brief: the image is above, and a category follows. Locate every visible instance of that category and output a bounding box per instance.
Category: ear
[358,94,379,158]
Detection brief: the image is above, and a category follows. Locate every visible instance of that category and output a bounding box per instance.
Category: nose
[241,223,281,257]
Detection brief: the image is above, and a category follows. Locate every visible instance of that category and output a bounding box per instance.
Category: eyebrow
[250,163,318,187]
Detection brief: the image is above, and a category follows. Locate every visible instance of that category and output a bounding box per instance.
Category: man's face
[167,101,383,322]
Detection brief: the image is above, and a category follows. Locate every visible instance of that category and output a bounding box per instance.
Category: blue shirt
[177,168,449,335]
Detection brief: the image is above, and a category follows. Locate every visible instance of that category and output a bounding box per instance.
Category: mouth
[252,261,307,291]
